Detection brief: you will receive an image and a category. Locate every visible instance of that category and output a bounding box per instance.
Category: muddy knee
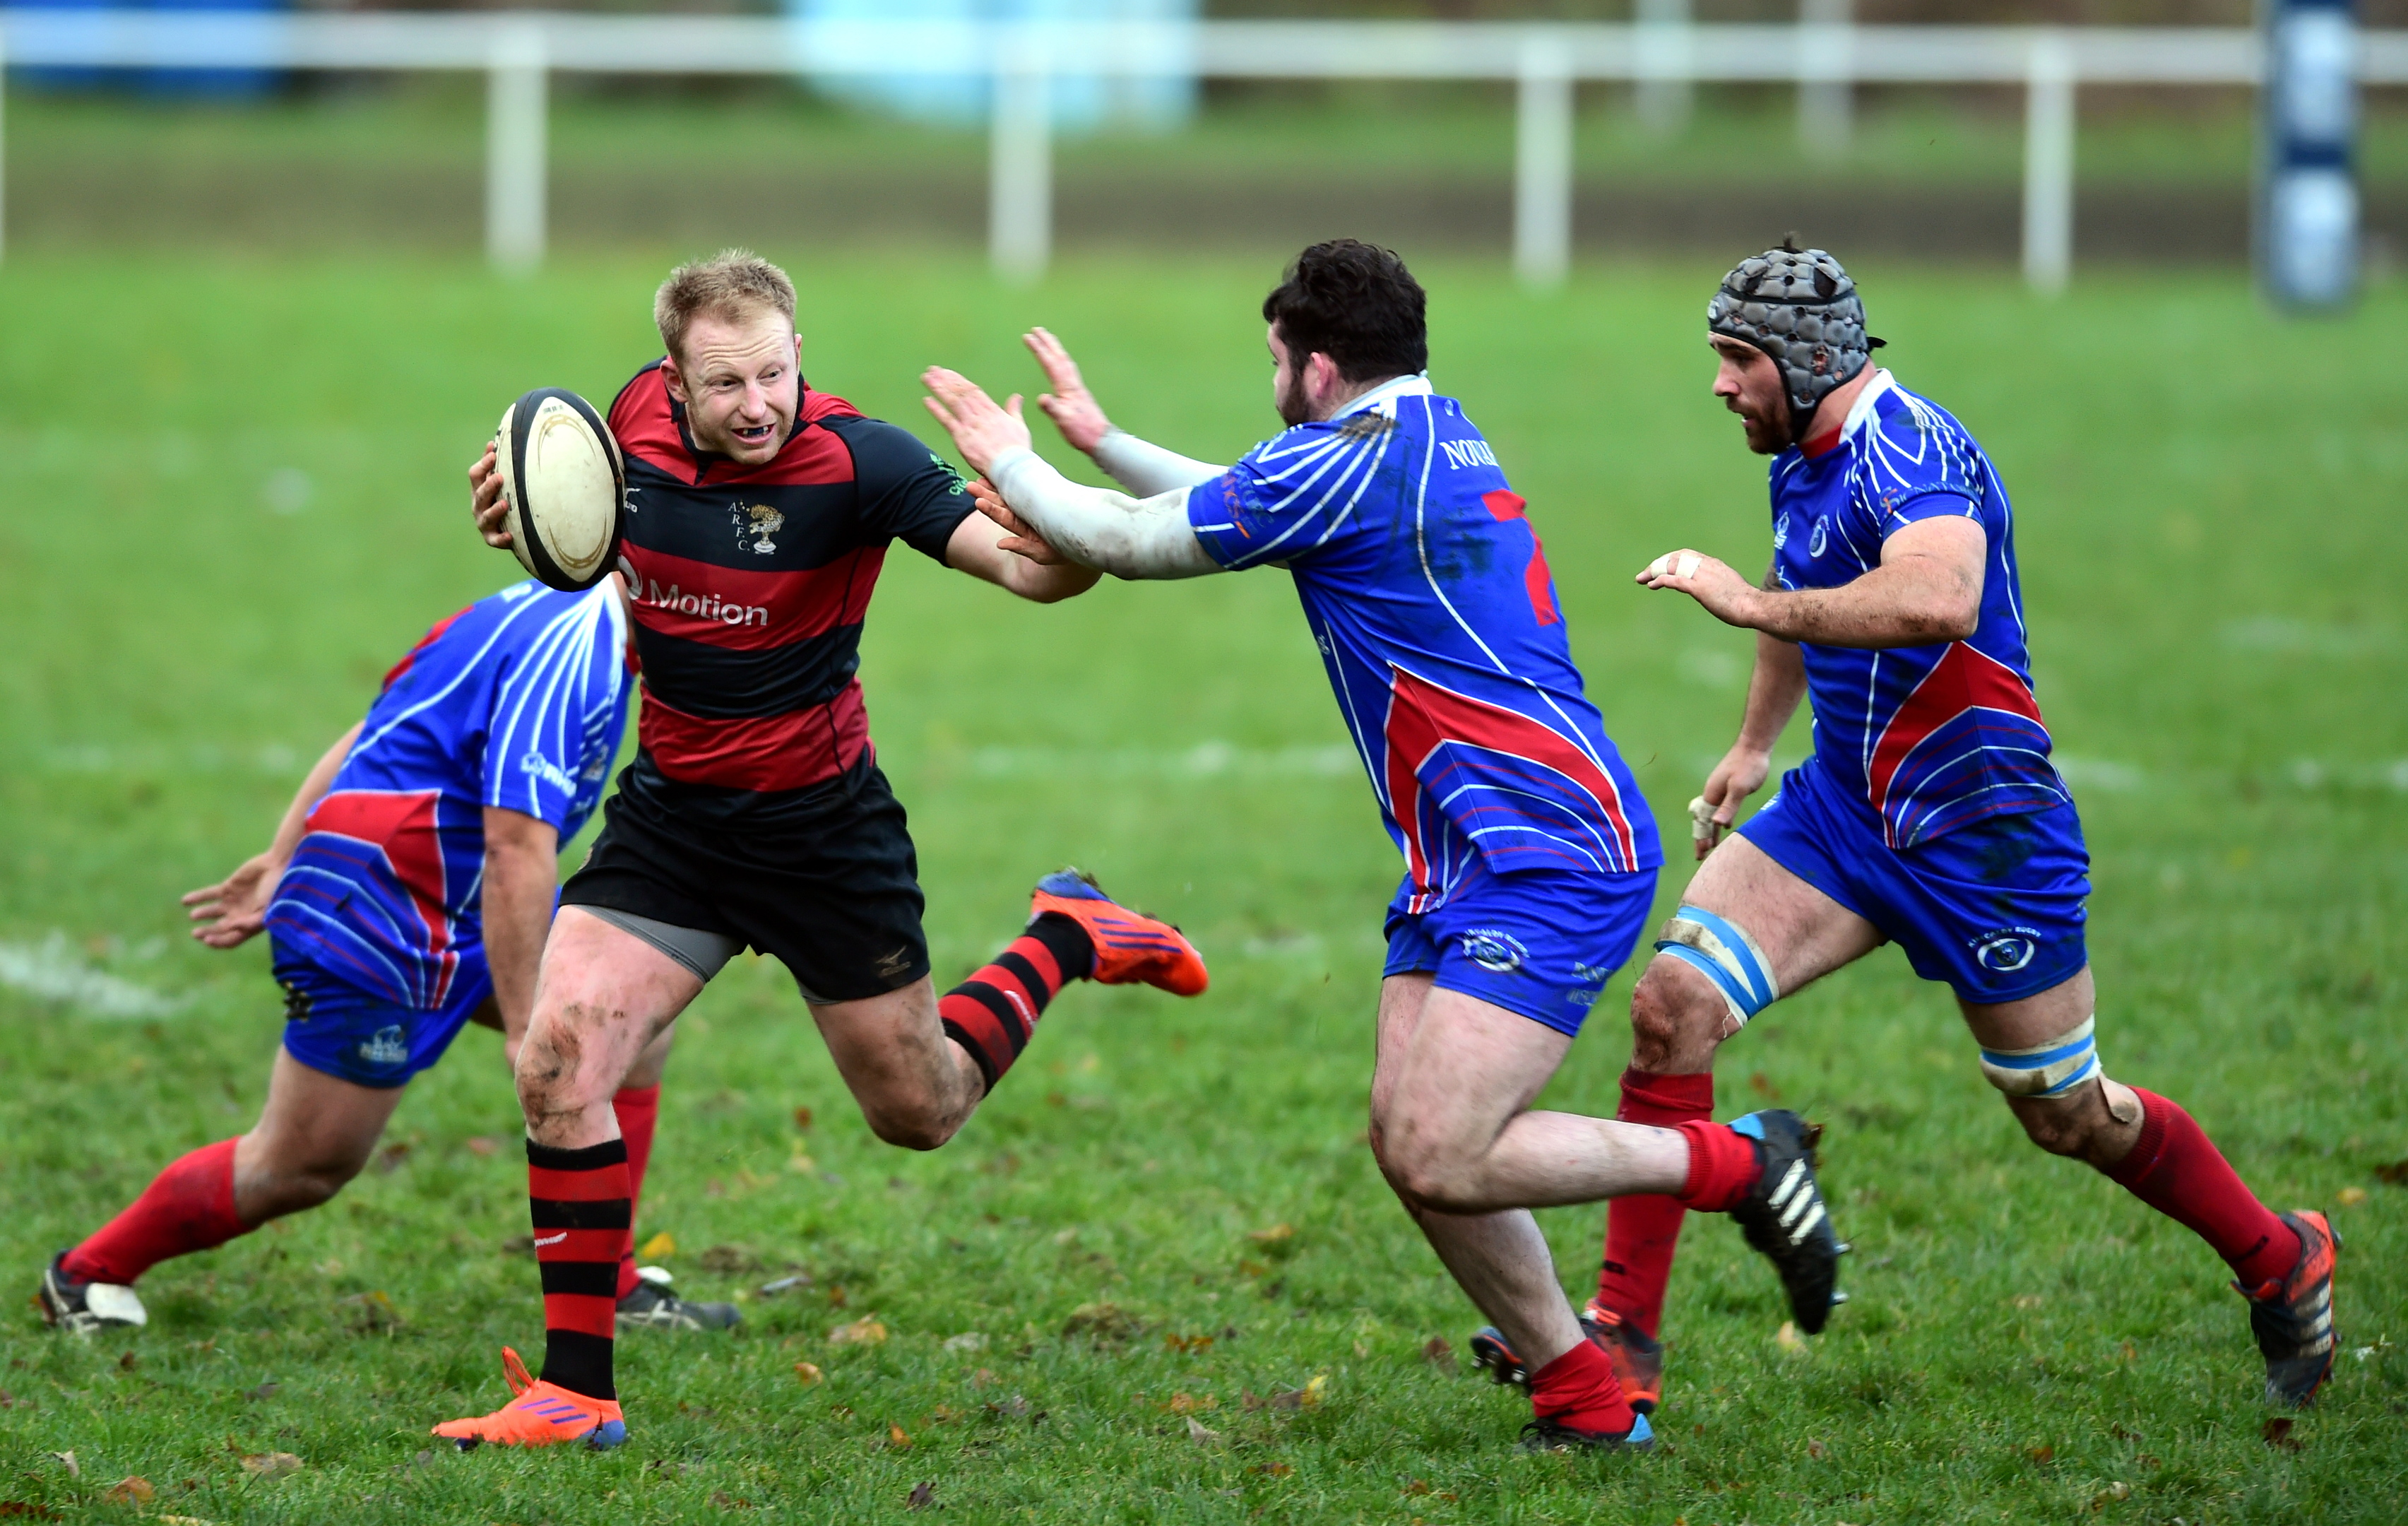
[1981,1015,2142,1165]
[860,1092,959,1152]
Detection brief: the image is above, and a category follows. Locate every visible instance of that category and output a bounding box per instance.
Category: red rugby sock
[63,1137,247,1285]
[1595,1069,1713,1337]
[2106,1089,2299,1290]
[938,916,1093,1095]
[611,1084,660,1301]
[530,1137,630,1402]
[1672,1119,1761,1213]
[1529,1333,1635,1435]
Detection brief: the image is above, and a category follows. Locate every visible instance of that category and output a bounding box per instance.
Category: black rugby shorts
[562,760,929,1004]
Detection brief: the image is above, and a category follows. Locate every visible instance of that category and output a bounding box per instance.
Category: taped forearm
[989,447,1221,580]
[1091,429,1226,497]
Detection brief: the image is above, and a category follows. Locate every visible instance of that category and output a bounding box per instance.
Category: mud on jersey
[1185,375,1659,911]
[266,581,631,1009]
[1770,369,2066,848]
[605,365,976,825]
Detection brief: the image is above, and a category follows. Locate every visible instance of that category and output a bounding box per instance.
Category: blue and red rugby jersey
[1185,376,1660,911]
[604,365,975,826]
[1769,369,2067,848]
[265,581,631,1008]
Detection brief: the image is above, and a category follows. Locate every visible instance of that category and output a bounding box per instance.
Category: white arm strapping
[1089,429,1226,497]
[987,446,1223,581]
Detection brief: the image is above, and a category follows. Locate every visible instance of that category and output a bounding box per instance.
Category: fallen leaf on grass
[1421,1337,1457,1374]
[2010,1294,2044,1310]
[2024,1444,2055,1465]
[793,1106,814,1132]
[372,1142,412,1173]
[239,1452,303,1477]
[1247,1223,1294,1246]
[830,1315,888,1346]
[886,1424,913,1449]
[1807,1439,1828,1460]
[1163,1332,1214,1354]
[971,1368,997,1388]
[794,1361,824,1385]
[2091,1481,2132,1509]
[709,1491,752,1510]
[1250,1462,1293,1477]
[155,1516,219,1525]
[2263,1416,2303,1451]
[1774,1322,1808,1353]
[944,1331,989,1353]
[638,1231,677,1260]
[0,1508,62,1520]
[906,1481,935,1510]
[1062,1303,1141,1344]
[499,1234,534,1255]
[104,1478,155,1506]
[1186,1416,1223,1445]
[244,1380,280,1402]
[1748,1071,1779,1099]
[699,1244,761,1274]
[1403,1478,1431,1496]
[47,1453,76,1479]
[2373,1159,2408,1185]
[463,1136,498,1157]
[336,1289,403,1334]
[117,1349,139,1372]
[1165,1392,1216,1415]
[2336,1186,2368,1207]
[2110,1423,2144,1443]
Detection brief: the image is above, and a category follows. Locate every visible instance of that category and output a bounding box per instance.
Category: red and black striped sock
[528,1137,630,1402]
[939,914,1094,1096]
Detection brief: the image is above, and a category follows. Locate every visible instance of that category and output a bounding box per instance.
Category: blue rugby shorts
[1383,863,1659,1037]
[271,940,494,1089]
[1736,754,2090,1005]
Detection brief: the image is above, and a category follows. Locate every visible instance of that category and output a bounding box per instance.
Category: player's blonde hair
[653,249,797,363]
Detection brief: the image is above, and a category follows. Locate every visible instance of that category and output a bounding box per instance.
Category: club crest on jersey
[1808,516,1829,558]
[1459,928,1529,974]
[734,503,785,555]
[1969,927,2044,972]
[1774,513,1793,549]
[359,1025,409,1067]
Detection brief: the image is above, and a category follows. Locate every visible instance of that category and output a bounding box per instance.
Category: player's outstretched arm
[183,720,363,947]
[942,507,1103,605]
[1023,328,1225,496]
[480,806,560,1062]
[922,367,1221,581]
[1635,516,1984,649]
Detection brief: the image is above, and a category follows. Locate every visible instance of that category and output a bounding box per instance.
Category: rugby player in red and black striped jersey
[434,252,1208,1450]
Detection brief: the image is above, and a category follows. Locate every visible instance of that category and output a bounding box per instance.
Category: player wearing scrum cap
[434,251,1208,1450]
[1475,243,2333,1416]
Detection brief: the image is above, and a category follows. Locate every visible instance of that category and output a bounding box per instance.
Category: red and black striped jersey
[605,362,974,824]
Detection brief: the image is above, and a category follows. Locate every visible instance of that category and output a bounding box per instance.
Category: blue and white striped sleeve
[480,588,629,833]
[1185,424,1387,572]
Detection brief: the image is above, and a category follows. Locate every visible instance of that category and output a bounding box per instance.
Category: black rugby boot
[1726,1110,1848,1335]
[1518,1410,1655,1453]
[2239,1209,2339,1408]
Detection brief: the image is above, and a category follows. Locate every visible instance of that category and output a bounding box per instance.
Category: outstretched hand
[182,852,281,949]
[1635,548,1762,629]
[1022,327,1113,454]
[470,440,512,549]
[969,476,1070,566]
[922,368,1033,477]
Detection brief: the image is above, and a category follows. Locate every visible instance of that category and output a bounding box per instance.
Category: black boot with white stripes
[1727,1111,1848,1335]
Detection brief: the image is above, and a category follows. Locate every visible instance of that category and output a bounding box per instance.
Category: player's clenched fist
[469,440,514,550]
[1635,548,1760,627]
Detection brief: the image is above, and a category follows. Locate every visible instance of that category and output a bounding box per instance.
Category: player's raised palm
[182,852,279,948]
[1023,327,1113,454]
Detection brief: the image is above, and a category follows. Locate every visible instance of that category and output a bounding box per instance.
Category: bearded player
[40,577,734,1337]
[923,239,1848,1453]
[433,251,1206,1450]
[1482,245,2331,1415]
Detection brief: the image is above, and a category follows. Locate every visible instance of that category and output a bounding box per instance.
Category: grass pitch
[1,252,2404,1522]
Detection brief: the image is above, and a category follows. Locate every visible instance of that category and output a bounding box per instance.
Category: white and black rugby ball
[494,387,627,592]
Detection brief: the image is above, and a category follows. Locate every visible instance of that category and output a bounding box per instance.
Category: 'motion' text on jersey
[268,581,631,1007]
[1770,369,2063,848]
[1186,377,1660,911]
[605,365,975,822]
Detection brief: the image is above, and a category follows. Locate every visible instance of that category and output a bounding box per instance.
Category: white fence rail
[5,12,2407,284]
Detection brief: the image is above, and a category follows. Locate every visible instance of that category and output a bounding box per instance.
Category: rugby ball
[494,388,627,592]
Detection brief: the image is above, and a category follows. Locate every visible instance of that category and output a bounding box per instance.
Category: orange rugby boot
[1029,869,1208,996]
[432,1348,627,1450]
